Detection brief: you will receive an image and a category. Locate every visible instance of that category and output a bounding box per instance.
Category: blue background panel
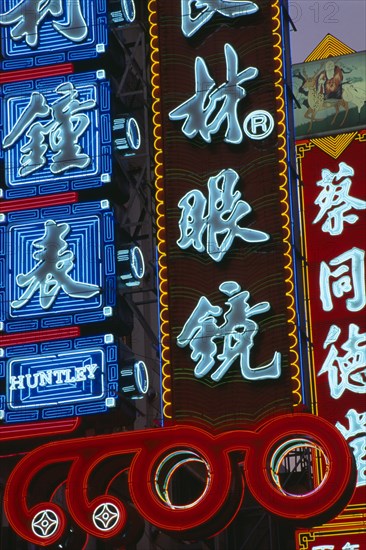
[0,71,111,198]
[0,1,108,70]
[0,334,118,423]
[0,201,116,333]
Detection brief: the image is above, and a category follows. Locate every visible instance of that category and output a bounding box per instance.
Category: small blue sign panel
[0,201,116,333]
[0,0,108,71]
[0,71,112,199]
[0,334,119,423]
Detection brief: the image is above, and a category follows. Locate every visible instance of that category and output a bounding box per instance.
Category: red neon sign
[297,134,366,510]
[4,414,355,546]
[296,526,366,550]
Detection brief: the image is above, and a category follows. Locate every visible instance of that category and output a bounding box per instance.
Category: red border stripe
[0,327,80,347]
[0,63,74,84]
[0,192,78,213]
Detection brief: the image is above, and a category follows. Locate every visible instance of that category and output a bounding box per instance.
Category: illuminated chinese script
[11,219,100,311]
[337,409,366,487]
[313,162,366,236]
[181,0,259,38]
[177,168,269,261]
[318,324,366,399]
[311,543,361,550]
[299,139,366,505]
[0,0,87,47]
[2,82,96,177]
[177,281,281,381]
[169,43,258,144]
[319,247,365,312]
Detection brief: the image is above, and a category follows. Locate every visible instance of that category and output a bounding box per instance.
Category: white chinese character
[3,82,96,177]
[178,168,269,261]
[336,409,366,487]
[177,281,281,382]
[169,43,258,144]
[11,220,100,310]
[320,248,365,312]
[318,324,366,399]
[181,0,258,38]
[0,0,87,48]
[312,543,360,550]
[313,162,366,236]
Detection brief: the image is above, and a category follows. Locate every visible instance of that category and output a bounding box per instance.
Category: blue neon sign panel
[0,71,112,199]
[0,334,118,423]
[0,0,108,71]
[0,201,116,333]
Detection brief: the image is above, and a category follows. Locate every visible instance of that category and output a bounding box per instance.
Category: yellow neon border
[296,141,319,416]
[271,0,301,406]
[148,0,172,419]
[148,0,302,421]
[297,525,366,550]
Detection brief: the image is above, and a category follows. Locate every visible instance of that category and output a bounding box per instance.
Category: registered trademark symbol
[243,110,275,140]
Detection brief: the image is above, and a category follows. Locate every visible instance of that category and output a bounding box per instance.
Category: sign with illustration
[292,51,366,139]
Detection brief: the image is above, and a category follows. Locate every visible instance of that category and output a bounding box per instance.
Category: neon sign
[296,526,366,550]
[296,133,365,512]
[150,0,301,427]
[0,200,116,333]
[312,545,361,550]
[310,542,362,550]
[177,281,281,381]
[117,246,145,287]
[337,408,366,487]
[9,359,99,391]
[11,219,100,311]
[177,168,269,261]
[181,0,259,38]
[3,415,356,545]
[0,1,108,69]
[0,334,118,422]
[319,247,365,312]
[0,0,87,47]
[121,361,149,399]
[110,0,136,26]
[318,324,366,400]
[0,71,111,199]
[113,117,141,153]
[313,162,366,236]
[169,43,261,144]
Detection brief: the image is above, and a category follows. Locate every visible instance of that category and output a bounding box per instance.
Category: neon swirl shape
[3,414,355,545]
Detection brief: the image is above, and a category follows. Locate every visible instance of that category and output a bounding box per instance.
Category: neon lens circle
[154,450,211,510]
[269,438,330,497]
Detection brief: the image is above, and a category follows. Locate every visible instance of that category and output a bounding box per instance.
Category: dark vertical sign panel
[150,0,301,430]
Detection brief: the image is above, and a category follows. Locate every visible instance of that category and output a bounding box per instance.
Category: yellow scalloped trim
[148,0,172,419]
[272,0,301,406]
